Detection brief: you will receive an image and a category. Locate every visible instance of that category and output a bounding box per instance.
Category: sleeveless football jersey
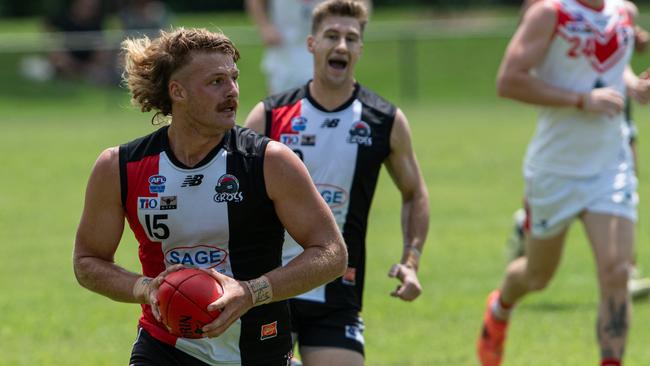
[525,0,634,177]
[119,125,291,365]
[264,83,395,310]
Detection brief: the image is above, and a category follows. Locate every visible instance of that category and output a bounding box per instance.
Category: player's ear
[169,80,185,102]
[307,35,315,54]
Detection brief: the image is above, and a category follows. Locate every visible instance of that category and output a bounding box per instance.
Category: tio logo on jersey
[280,134,300,146]
[214,174,244,203]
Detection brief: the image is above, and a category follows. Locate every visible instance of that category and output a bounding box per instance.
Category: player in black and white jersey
[245,1,430,365]
[73,28,347,366]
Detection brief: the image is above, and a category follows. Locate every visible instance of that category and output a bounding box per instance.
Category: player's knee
[599,261,630,290]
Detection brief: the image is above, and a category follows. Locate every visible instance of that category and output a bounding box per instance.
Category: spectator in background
[118,0,171,39]
[246,0,371,95]
[44,0,113,85]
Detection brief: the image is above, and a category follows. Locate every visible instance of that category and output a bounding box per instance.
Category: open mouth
[218,100,238,113]
[328,59,348,70]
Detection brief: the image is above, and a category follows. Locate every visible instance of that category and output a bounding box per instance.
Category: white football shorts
[524,158,638,239]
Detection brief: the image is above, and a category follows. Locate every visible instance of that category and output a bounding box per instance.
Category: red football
[157,268,224,338]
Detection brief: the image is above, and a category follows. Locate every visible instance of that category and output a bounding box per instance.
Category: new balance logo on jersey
[321,118,340,128]
[181,174,204,187]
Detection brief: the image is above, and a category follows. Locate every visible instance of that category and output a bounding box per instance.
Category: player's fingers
[388,264,401,278]
[207,296,229,313]
[151,302,161,322]
[202,308,238,337]
[161,264,185,277]
[390,285,402,297]
[397,284,421,302]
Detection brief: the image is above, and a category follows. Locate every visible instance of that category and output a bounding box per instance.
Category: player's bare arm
[73,147,139,302]
[498,2,623,116]
[202,141,347,337]
[625,64,650,104]
[243,101,266,135]
[245,0,283,47]
[623,0,649,53]
[73,148,182,319]
[384,108,429,302]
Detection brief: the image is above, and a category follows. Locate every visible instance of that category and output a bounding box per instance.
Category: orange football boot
[477,290,509,366]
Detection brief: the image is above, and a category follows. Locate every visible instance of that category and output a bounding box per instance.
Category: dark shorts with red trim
[129,327,291,366]
[129,328,211,366]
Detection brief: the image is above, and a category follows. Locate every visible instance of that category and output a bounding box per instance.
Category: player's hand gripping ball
[157,268,224,338]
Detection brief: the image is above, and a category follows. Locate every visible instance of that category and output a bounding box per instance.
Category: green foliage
[2,10,650,366]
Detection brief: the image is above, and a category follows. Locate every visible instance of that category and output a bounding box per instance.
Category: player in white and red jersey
[72,28,347,366]
[477,1,650,366]
[506,0,650,299]
[244,1,429,365]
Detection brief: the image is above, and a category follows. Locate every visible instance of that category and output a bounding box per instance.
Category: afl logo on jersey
[214,174,244,203]
[148,175,166,193]
[165,245,228,269]
[291,116,308,131]
[347,121,372,146]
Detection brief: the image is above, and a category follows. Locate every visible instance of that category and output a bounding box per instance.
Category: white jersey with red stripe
[119,126,291,365]
[525,0,635,177]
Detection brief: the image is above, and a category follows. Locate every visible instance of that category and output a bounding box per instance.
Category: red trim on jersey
[555,2,572,29]
[269,100,302,141]
[124,154,177,345]
[594,31,619,63]
[555,1,631,73]
[619,7,633,27]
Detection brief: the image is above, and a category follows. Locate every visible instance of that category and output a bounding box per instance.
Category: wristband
[402,246,421,271]
[245,275,273,306]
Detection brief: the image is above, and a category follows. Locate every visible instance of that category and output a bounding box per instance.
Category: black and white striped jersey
[264,82,396,311]
[119,125,291,365]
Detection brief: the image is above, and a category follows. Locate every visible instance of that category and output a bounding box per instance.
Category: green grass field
[2,8,650,365]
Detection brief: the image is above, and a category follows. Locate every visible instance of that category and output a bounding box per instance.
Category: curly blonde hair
[122,28,240,118]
